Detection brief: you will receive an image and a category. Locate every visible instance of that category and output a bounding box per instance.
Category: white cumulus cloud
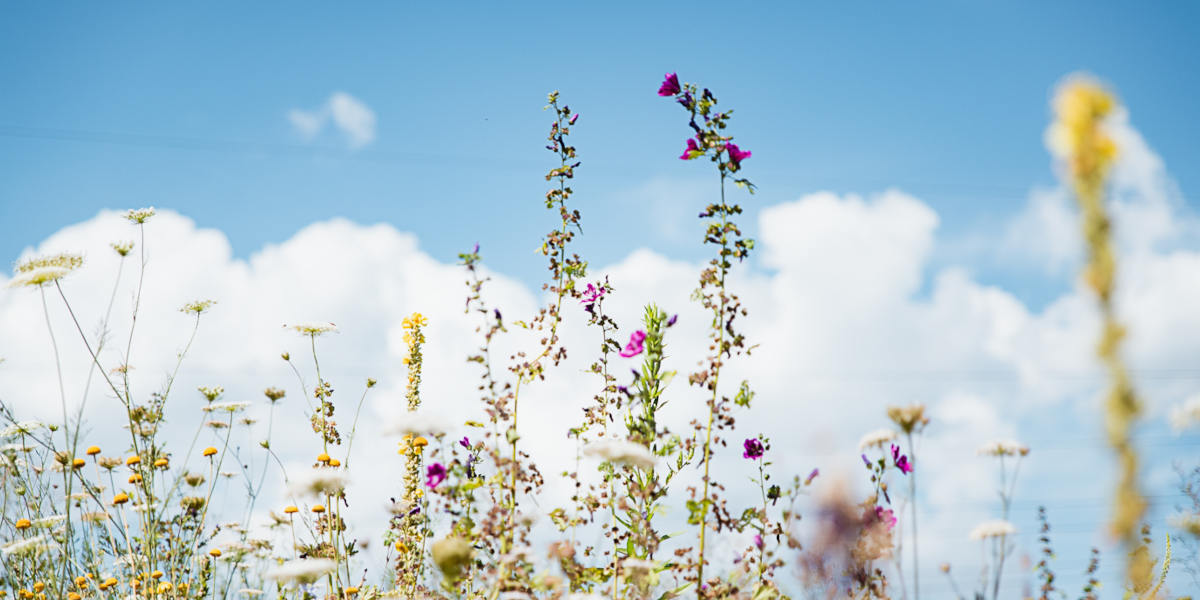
[288,91,377,149]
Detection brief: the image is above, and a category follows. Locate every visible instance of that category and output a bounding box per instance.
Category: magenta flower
[726,143,752,167]
[425,462,447,489]
[569,113,579,125]
[581,283,605,304]
[679,137,701,161]
[459,436,471,449]
[753,534,764,549]
[619,330,647,358]
[891,444,912,474]
[874,506,897,530]
[742,437,765,460]
[657,72,681,97]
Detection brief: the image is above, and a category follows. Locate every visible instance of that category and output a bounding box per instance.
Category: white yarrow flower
[857,428,898,451]
[583,439,657,470]
[969,519,1016,541]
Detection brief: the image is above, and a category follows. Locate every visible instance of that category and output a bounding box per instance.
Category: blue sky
[3,2,1200,595]
[2,2,1198,306]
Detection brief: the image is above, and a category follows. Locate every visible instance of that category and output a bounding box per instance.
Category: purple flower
[667,314,678,327]
[472,242,480,254]
[805,468,820,485]
[569,113,579,125]
[620,330,647,358]
[753,534,764,549]
[742,437,765,460]
[677,90,694,109]
[657,72,681,97]
[726,143,752,167]
[861,453,871,468]
[891,444,913,474]
[581,283,606,316]
[679,137,701,161]
[459,436,471,449]
[425,462,447,489]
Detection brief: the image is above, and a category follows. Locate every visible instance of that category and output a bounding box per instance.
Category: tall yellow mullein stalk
[1048,75,1148,585]
[397,312,428,592]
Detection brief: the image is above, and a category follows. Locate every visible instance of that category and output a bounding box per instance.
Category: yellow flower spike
[283,505,299,514]
[151,570,163,580]
[329,458,342,467]
[85,445,101,456]
[68,593,81,600]
[153,458,169,468]
[345,587,360,596]
[209,548,222,557]
[31,584,43,593]
[14,518,31,530]
[103,577,117,587]
[125,455,140,467]
[413,436,428,449]
[74,576,86,587]
[394,541,406,552]
[202,446,218,457]
[311,504,326,513]
[71,458,86,469]
[317,452,331,464]
[128,473,143,484]
[157,582,171,594]
[111,492,129,505]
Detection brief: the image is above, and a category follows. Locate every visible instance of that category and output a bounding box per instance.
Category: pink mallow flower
[726,143,752,167]
[743,437,765,460]
[620,330,647,358]
[874,506,897,530]
[426,462,447,489]
[891,443,912,474]
[679,137,702,160]
[657,72,681,97]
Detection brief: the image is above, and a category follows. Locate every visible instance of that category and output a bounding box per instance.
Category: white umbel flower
[264,558,335,585]
[1,420,46,438]
[977,440,1029,457]
[203,401,251,414]
[583,439,657,470]
[286,322,338,336]
[969,519,1016,541]
[1,535,49,556]
[857,428,898,451]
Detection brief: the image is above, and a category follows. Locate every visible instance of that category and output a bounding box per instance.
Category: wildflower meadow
[3,36,1200,600]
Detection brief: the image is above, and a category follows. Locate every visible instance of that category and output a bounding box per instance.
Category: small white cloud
[287,92,377,149]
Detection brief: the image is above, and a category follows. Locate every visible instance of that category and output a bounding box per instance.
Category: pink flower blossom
[679,137,701,160]
[619,330,647,358]
[425,462,447,488]
[874,506,897,530]
[743,437,765,459]
[726,143,752,167]
[891,443,912,474]
[657,72,681,97]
